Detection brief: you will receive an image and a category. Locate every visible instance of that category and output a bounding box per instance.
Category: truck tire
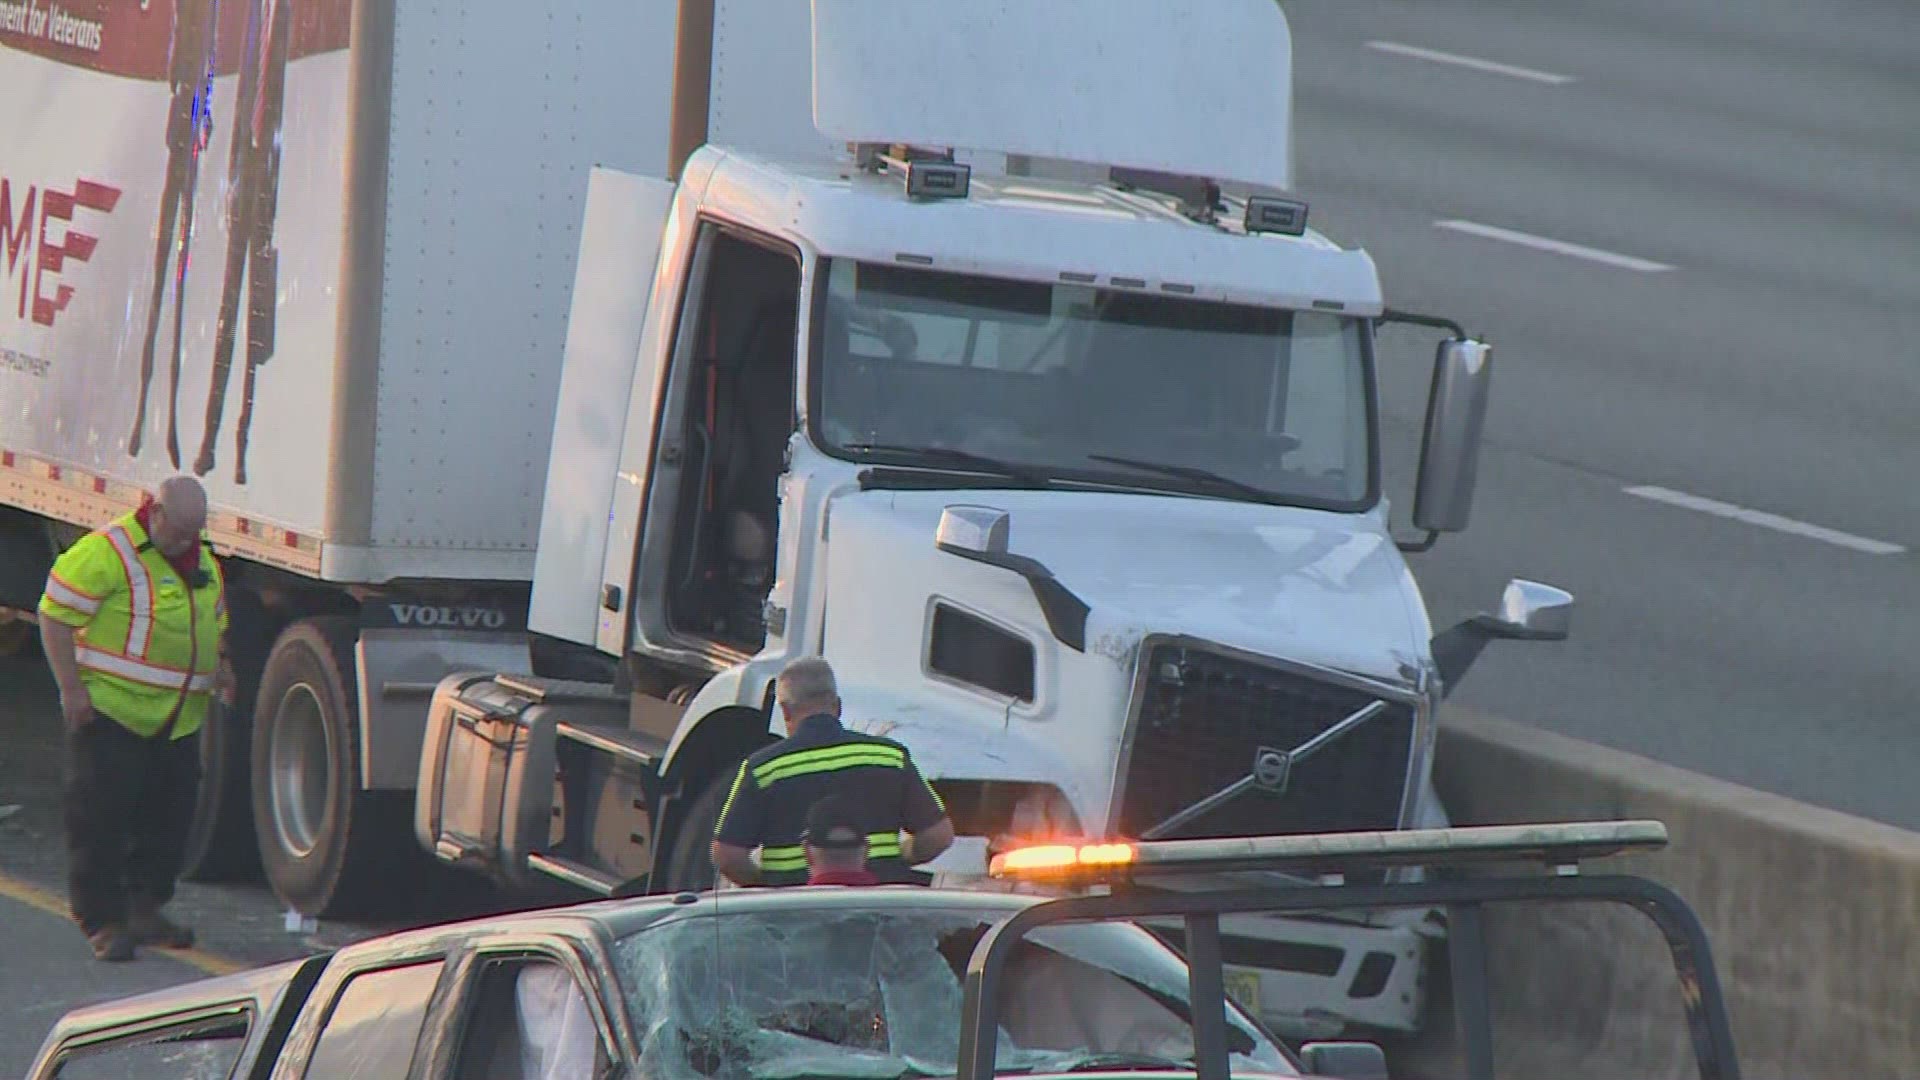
[179,698,257,882]
[658,769,731,894]
[179,588,270,882]
[250,617,418,918]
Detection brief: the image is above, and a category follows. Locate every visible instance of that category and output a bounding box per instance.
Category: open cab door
[526,150,806,670]
[592,194,806,668]
[526,167,679,653]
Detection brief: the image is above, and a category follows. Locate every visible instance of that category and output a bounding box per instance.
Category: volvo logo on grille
[1140,698,1393,840]
[1252,746,1293,794]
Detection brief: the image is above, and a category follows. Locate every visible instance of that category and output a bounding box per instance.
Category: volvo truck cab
[414,0,1573,1041]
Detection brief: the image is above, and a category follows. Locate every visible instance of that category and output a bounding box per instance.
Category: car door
[31,1005,256,1080]
[415,935,626,1080]
[270,954,451,1079]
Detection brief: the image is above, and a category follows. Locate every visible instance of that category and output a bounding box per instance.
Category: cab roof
[692,145,1386,317]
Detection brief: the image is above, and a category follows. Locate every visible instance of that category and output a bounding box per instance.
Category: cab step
[556,720,664,766]
[526,852,623,896]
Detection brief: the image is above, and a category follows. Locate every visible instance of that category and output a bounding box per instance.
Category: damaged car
[28,819,1740,1080]
[24,887,1307,1080]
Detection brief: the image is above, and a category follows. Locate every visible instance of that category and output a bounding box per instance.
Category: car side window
[48,1011,251,1080]
[302,960,446,1079]
[449,956,612,1080]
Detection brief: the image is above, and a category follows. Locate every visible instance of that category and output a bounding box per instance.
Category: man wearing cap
[711,656,954,887]
[801,795,880,886]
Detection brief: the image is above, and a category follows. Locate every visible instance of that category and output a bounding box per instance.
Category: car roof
[552,883,1048,937]
[292,885,1051,968]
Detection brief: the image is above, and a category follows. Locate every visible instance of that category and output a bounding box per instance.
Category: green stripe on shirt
[752,743,906,785]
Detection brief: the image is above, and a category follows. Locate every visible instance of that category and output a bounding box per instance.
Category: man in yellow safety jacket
[37,476,233,962]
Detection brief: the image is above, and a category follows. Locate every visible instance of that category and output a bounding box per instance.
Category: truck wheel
[180,589,270,883]
[179,699,258,882]
[658,769,731,894]
[250,617,416,918]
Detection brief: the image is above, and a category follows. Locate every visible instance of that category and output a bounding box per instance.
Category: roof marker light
[852,142,972,202]
[904,159,970,201]
[1245,195,1309,236]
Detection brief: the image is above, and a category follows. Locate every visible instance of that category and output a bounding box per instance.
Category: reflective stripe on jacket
[38,511,228,740]
[712,713,948,887]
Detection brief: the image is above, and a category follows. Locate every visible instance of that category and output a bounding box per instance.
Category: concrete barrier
[1432,708,1920,1078]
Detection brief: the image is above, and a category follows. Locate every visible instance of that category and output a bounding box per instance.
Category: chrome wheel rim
[269,682,333,860]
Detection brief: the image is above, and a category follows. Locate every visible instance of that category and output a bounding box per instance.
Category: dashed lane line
[1365,40,1576,85]
[1434,219,1675,272]
[1625,484,1906,556]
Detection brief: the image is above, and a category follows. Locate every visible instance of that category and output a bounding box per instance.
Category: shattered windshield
[613,903,1299,1080]
[811,258,1374,513]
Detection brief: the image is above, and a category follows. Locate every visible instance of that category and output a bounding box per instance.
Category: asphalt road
[0,657,440,1077]
[1280,0,1920,826]
[0,882,217,1077]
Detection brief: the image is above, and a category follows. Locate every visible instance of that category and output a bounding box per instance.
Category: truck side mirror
[936,505,1012,556]
[1411,337,1493,535]
[933,504,1090,652]
[1298,1041,1389,1079]
[1485,578,1573,641]
[1431,578,1575,697]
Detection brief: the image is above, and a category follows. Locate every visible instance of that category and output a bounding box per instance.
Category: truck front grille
[1114,644,1416,841]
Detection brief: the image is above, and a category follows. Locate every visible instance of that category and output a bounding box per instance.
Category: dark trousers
[64,714,201,934]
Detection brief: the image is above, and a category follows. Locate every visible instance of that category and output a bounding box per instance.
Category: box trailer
[0,0,682,883]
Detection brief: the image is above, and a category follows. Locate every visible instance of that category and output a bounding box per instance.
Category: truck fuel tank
[417,672,656,894]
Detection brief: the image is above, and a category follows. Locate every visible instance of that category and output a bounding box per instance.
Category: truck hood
[852,488,1431,684]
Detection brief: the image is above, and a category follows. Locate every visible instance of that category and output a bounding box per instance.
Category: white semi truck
[0,0,1569,1039]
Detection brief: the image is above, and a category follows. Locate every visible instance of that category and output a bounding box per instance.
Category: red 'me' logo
[0,176,122,329]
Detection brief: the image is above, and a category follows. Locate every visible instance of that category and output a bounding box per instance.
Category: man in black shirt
[711,657,954,887]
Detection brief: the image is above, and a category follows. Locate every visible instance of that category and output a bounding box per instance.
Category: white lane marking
[1624,485,1906,555]
[1433,219,1675,272]
[1365,40,1575,85]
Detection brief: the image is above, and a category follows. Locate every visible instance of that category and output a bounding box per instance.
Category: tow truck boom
[962,820,1741,1080]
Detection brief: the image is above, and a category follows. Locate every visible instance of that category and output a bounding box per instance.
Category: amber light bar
[987,820,1669,881]
[991,842,1135,875]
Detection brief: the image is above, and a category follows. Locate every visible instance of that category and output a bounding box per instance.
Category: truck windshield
[811,259,1374,510]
